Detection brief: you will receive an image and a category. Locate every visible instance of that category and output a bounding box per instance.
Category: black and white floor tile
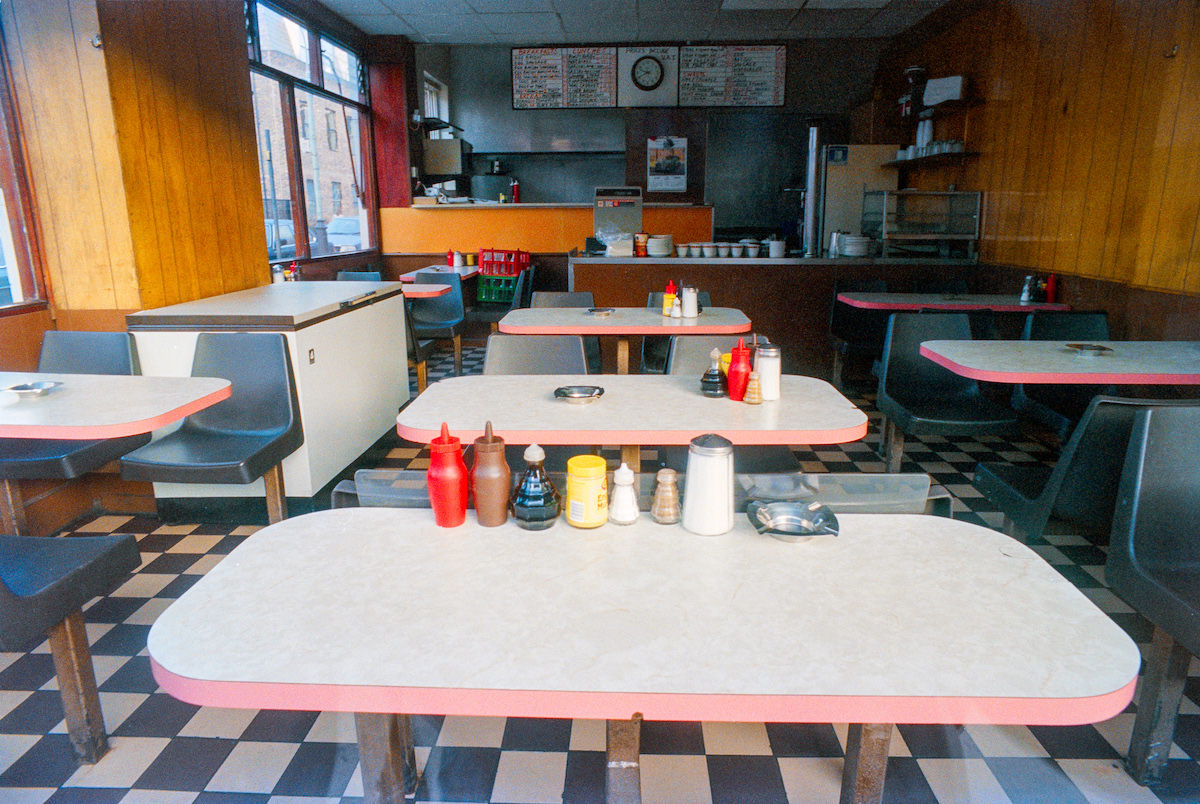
[3,343,1199,803]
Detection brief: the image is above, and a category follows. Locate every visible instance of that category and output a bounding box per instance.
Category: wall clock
[631,55,664,91]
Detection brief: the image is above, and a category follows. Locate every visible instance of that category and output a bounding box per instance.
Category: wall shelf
[883,152,980,169]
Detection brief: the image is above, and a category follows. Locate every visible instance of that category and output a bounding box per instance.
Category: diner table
[497,306,752,373]
[395,373,867,470]
[147,507,1140,804]
[398,264,479,283]
[837,292,1070,312]
[920,340,1200,384]
[0,371,231,534]
[400,282,450,298]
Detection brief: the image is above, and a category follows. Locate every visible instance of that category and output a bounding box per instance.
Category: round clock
[631,55,664,91]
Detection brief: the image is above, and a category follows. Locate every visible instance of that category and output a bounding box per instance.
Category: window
[0,38,42,308]
[423,74,449,139]
[326,109,338,151]
[248,1,374,263]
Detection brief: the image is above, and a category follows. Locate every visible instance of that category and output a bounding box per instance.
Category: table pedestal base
[354,713,418,804]
[841,723,893,804]
[606,715,643,803]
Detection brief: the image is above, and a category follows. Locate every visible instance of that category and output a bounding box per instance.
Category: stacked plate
[839,236,874,257]
[647,234,673,257]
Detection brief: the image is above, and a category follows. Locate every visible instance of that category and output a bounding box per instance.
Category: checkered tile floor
[4,343,1200,803]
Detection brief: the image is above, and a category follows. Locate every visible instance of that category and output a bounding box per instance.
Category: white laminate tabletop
[125,282,406,329]
[0,372,231,439]
[838,292,1070,312]
[147,507,1139,725]
[399,265,480,282]
[921,340,1200,384]
[498,306,751,335]
[395,374,867,445]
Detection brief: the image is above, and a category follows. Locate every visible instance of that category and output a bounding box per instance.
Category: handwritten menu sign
[679,45,785,107]
[512,47,616,109]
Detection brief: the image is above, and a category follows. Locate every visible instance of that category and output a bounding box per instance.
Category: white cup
[702,243,718,258]
[768,239,785,259]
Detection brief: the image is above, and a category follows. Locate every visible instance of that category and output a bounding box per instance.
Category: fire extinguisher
[509,177,520,203]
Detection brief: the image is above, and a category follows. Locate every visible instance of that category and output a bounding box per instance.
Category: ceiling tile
[719,0,802,8]
[468,0,556,11]
[399,12,493,36]
[787,8,871,36]
[480,12,565,36]
[344,13,415,35]
[327,0,393,13]
[560,12,633,34]
[382,0,475,13]
[552,0,636,11]
[856,1,937,36]
[804,0,888,7]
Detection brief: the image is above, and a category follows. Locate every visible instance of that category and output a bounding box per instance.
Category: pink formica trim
[497,322,752,335]
[837,294,1070,313]
[397,420,869,446]
[0,385,232,440]
[919,345,1200,385]
[151,658,1136,727]
[402,285,451,298]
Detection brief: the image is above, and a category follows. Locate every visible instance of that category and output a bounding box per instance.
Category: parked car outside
[326,216,362,252]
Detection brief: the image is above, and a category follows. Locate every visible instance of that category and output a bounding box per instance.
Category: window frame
[247,0,377,267]
[0,31,46,314]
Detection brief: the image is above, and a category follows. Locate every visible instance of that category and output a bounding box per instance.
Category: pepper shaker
[743,371,763,404]
[650,468,681,524]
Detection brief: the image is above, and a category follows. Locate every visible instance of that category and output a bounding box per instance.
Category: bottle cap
[665,279,676,294]
[613,462,634,484]
[689,432,733,456]
[474,420,504,451]
[733,337,748,354]
[524,443,545,463]
[656,467,677,483]
[757,345,780,357]
[567,454,606,477]
[429,422,461,453]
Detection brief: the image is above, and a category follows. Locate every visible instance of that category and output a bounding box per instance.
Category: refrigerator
[816,144,899,256]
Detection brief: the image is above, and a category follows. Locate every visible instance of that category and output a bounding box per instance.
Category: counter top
[569,255,977,266]
[126,281,406,330]
[411,202,710,209]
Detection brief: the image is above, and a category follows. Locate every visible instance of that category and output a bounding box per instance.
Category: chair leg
[1,477,28,536]
[1126,626,1192,785]
[452,334,462,376]
[490,322,499,334]
[263,463,287,524]
[831,351,845,390]
[884,425,904,474]
[48,611,109,764]
[416,360,428,393]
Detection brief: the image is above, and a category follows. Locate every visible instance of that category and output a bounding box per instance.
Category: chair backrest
[508,269,530,312]
[531,291,594,308]
[38,331,140,375]
[1022,310,1109,341]
[666,334,772,376]
[647,290,712,309]
[1107,403,1200,652]
[878,312,978,400]
[483,334,588,374]
[183,333,303,446]
[411,271,466,324]
[338,270,382,281]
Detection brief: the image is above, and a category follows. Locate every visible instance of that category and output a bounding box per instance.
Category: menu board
[679,45,786,107]
[512,47,616,109]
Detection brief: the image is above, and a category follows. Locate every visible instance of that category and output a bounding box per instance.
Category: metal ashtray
[587,307,615,317]
[746,500,839,542]
[554,385,604,404]
[1064,343,1112,357]
[6,381,62,398]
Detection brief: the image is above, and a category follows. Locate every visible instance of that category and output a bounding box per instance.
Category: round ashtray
[746,500,839,542]
[6,381,62,398]
[587,307,615,317]
[554,385,604,404]
[1064,343,1112,357]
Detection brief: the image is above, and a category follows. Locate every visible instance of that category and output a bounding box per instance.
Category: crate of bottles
[477,275,518,304]
[478,248,530,276]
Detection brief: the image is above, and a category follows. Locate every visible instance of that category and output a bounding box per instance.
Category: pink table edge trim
[836,294,1070,312]
[402,285,451,298]
[498,322,752,335]
[397,420,869,446]
[0,384,232,440]
[918,345,1200,385]
[150,658,1136,726]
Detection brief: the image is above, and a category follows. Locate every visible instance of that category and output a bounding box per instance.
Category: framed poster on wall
[647,137,687,193]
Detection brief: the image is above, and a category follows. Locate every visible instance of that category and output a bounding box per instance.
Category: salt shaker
[754,345,781,401]
[608,462,639,525]
[650,468,681,524]
[670,296,682,318]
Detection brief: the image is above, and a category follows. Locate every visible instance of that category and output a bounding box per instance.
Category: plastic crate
[477,275,518,303]
[478,248,530,276]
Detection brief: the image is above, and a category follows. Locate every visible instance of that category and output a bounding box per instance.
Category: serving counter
[126,282,408,503]
[568,255,977,376]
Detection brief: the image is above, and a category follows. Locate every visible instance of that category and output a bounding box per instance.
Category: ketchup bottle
[726,338,753,402]
[427,422,468,527]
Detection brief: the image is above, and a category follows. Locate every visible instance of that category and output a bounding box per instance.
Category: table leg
[840,723,892,804]
[1,478,27,536]
[354,712,419,804]
[617,337,630,375]
[48,612,109,763]
[606,714,643,804]
[620,444,642,473]
[1126,626,1191,784]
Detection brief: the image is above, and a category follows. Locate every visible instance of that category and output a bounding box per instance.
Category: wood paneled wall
[97,0,267,308]
[874,0,1200,295]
